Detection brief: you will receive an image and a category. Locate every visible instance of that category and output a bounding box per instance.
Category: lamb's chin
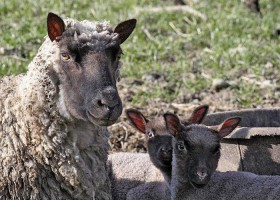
[189,181,207,189]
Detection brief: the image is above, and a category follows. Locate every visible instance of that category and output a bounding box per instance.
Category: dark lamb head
[47,12,136,126]
[126,109,173,170]
[164,113,240,189]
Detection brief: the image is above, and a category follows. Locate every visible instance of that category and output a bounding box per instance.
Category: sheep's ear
[126,109,148,133]
[217,117,241,138]
[47,12,65,42]
[187,105,209,124]
[114,19,137,44]
[164,113,181,137]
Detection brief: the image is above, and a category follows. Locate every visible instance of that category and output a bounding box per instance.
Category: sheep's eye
[177,142,185,151]
[117,53,122,60]
[147,130,154,139]
[116,51,123,61]
[61,53,71,61]
[118,50,124,59]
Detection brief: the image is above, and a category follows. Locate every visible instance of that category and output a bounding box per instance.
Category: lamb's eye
[177,142,185,151]
[61,53,70,60]
[147,130,154,139]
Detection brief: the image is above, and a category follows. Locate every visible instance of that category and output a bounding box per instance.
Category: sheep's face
[55,39,123,126]
[47,13,136,126]
[164,113,240,189]
[125,110,173,171]
[145,120,173,170]
[173,125,221,189]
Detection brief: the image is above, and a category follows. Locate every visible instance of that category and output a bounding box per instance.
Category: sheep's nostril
[97,100,114,111]
[97,100,103,107]
[104,105,110,111]
[98,96,119,108]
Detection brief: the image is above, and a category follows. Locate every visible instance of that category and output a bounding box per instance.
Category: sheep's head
[125,105,209,173]
[47,13,136,126]
[164,113,240,189]
[126,109,173,170]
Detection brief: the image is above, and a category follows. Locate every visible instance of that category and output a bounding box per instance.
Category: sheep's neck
[160,166,172,184]
[69,121,109,151]
[66,121,111,198]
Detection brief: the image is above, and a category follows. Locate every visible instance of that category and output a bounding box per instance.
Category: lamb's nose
[196,169,208,180]
[161,146,172,153]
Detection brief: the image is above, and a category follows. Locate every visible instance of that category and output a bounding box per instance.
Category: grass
[0,0,279,108]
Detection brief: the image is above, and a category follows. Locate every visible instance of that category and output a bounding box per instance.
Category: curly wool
[0,18,118,200]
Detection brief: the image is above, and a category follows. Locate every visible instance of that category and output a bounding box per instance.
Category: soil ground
[108,76,280,153]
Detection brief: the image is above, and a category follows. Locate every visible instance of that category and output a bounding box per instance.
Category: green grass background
[0,0,279,107]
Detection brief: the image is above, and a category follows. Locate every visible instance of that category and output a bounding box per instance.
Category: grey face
[47,13,136,126]
[174,125,221,188]
[56,36,122,126]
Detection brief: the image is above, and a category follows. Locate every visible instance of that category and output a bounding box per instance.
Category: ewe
[0,13,136,200]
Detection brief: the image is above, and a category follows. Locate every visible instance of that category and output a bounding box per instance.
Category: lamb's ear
[47,12,65,42]
[187,105,209,124]
[164,113,181,137]
[217,117,241,138]
[114,19,137,44]
[126,109,148,133]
